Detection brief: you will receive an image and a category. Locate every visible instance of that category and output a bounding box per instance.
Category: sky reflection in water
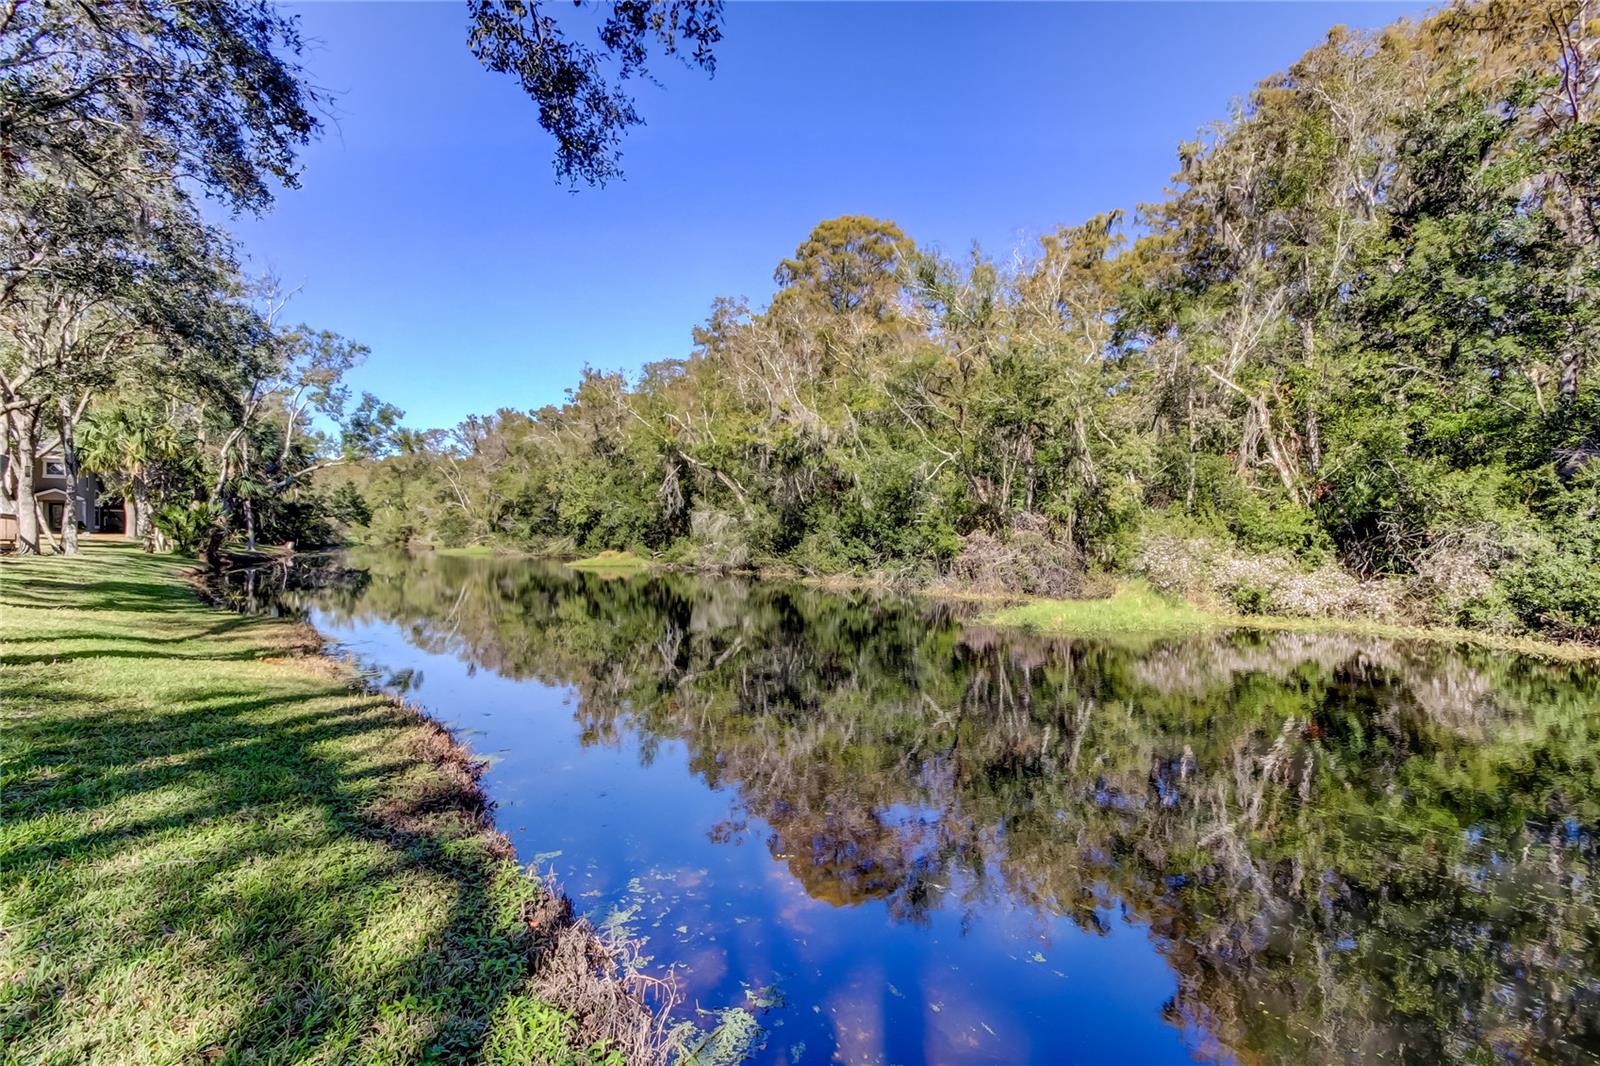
[267,552,1600,1065]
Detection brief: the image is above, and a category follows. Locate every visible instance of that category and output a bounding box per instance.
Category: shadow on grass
[1,558,542,1062]
[4,577,194,614]
[1,646,302,666]
[0,617,261,646]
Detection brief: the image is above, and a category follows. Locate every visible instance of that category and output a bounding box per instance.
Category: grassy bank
[983,581,1600,662]
[0,543,640,1064]
[566,550,651,575]
[982,582,1215,642]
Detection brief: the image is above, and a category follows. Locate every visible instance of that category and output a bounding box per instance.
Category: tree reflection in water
[291,551,1600,1065]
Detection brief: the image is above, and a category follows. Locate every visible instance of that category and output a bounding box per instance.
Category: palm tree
[78,405,184,546]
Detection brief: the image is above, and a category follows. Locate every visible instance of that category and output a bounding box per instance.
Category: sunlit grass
[983,581,1216,640]
[0,543,595,1064]
[983,578,1599,661]
[431,544,500,557]
[567,550,650,575]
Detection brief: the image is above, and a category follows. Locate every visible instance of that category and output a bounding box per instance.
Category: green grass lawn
[0,543,600,1065]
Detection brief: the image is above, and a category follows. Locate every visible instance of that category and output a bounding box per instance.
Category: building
[0,440,125,538]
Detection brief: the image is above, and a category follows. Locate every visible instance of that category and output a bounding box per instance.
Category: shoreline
[396,541,1600,664]
[979,590,1600,663]
[2,543,679,1064]
[186,560,683,1061]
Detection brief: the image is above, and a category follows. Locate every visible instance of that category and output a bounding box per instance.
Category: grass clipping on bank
[0,543,674,1065]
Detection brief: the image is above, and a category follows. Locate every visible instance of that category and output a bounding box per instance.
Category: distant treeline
[342,3,1600,642]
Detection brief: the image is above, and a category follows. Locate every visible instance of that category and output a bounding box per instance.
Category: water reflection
[281,550,1600,1065]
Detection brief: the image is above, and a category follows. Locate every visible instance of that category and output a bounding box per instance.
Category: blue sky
[219,1,1424,430]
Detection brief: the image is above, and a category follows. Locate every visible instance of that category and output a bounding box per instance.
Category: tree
[467,0,724,186]
[773,215,912,320]
[79,403,193,545]
[344,4,1600,642]
[1,0,724,556]
[0,0,317,553]
[203,295,401,553]
[0,201,235,554]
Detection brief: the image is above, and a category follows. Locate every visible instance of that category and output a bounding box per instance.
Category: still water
[254,550,1600,1064]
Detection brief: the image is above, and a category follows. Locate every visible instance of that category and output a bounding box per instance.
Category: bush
[1135,531,1410,622]
[364,509,417,548]
[326,482,372,528]
[1230,583,1269,615]
[944,527,1082,598]
[1412,522,1524,633]
[1503,542,1600,641]
[257,494,336,548]
[687,507,751,570]
[1503,472,1600,641]
[1165,454,1332,563]
[151,501,222,556]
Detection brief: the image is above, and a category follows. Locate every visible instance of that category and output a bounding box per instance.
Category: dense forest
[340,2,1600,643]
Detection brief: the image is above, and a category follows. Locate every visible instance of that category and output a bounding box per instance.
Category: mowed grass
[0,543,592,1065]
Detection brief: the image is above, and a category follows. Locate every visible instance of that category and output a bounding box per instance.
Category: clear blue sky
[218,1,1425,431]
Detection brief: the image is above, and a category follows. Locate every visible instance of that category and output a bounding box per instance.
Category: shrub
[944,527,1082,598]
[1135,531,1410,622]
[364,509,417,548]
[687,507,751,570]
[326,481,372,527]
[151,501,222,556]
[1230,583,1269,615]
[1503,543,1600,641]
[1412,522,1524,633]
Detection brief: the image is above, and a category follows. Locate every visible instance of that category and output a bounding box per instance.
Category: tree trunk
[7,408,40,555]
[132,474,152,550]
[1560,346,1583,408]
[1249,395,1304,504]
[57,397,81,555]
[36,498,60,553]
[244,497,257,552]
[1185,392,1198,511]
[0,423,12,517]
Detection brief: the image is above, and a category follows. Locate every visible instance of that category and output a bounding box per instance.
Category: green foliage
[152,500,222,556]
[1230,582,1270,615]
[482,997,625,1066]
[467,0,723,187]
[326,481,372,528]
[1502,472,1600,636]
[353,8,1600,645]
[773,215,911,319]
